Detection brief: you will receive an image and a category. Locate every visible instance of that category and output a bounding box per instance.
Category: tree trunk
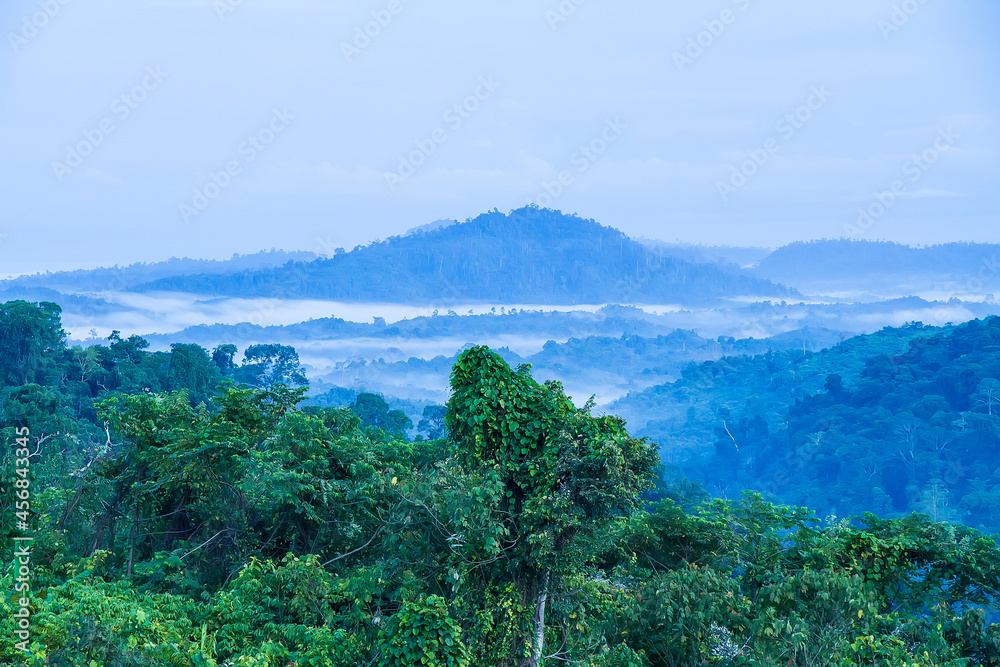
[56,483,85,533]
[127,505,139,577]
[163,489,190,551]
[90,481,125,555]
[524,570,550,667]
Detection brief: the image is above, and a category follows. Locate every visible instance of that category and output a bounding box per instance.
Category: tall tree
[417,404,447,440]
[0,300,65,385]
[239,343,308,388]
[446,347,658,666]
[167,343,221,405]
[212,343,238,374]
[350,392,412,439]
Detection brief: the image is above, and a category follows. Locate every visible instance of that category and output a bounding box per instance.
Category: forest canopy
[1,300,999,666]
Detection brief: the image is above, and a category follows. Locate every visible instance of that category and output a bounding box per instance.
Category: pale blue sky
[1,0,997,275]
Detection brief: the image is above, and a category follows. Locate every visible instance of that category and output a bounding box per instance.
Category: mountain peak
[403,218,459,237]
[458,207,625,241]
[132,207,794,306]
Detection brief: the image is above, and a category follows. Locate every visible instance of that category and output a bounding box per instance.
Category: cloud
[2,0,997,274]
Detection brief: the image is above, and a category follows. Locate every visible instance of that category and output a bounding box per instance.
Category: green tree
[212,343,238,374]
[417,404,447,440]
[167,343,221,405]
[0,300,64,385]
[351,393,412,440]
[240,343,308,388]
[445,347,658,666]
[105,332,166,393]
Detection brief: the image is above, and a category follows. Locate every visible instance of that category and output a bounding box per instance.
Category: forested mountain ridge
[696,316,1000,528]
[132,207,797,305]
[0,249,313,293]
[610,322,944,451]
[5,222,998,311]
[615,316,1000,533]
[752,239,1000,295]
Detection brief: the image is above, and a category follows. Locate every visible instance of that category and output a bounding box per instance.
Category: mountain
[8,227,998,309]
[610,321,943,457]
[752,239,1000,298]
[607,315,1000,531]
[635,239,773,269]
[692,317,1000,530]
[0,249,315,293]
[132,207,796,306]
[403,218,459,236]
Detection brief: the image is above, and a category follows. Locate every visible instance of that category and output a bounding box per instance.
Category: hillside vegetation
[614,318,1000,534]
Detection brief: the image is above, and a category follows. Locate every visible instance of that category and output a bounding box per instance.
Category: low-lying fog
[55,290,999,410]
[61,291,685,340]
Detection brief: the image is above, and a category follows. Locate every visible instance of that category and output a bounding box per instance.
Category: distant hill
[636,239,772,269]
[299,325,854,406]
[0,249,314,293]
[692,317,1000,530]
[133,208,795,306]
[9,227,998,308]
[609,322,944,457]
[404,218,459,236]
[606,316,1000,531]
[752,240,1000,297]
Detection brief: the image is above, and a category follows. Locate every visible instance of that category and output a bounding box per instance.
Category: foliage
[617,317,1000,534]
[377,595,469,667]
[349,393,412,440]
[1,301,1000,667]
[239,344,308,389]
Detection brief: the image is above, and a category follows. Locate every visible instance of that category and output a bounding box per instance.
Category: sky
[1,0,998,276]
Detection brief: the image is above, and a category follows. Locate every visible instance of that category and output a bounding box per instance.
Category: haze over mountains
[2,207,996,416]
[0,249,316,293]
[2,208,997,371]
[7,209,998,309]
[752,239,1000,299]
[3,207,1000,530]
